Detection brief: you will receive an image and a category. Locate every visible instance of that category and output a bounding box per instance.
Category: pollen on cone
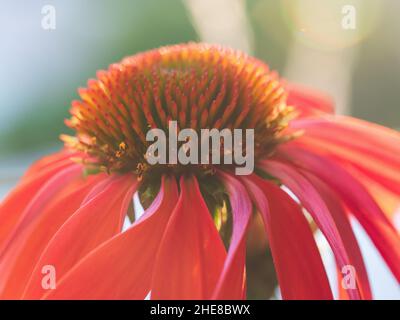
[63,43,292,175]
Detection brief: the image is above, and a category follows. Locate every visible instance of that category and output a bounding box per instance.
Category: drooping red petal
[35,175,178,300]
[305,172,372,300]
[0,159,76,247]
[23,173,137,299]
[262,160,371,299]
[339,116,400,148]
[277,145,400,282]
[290,117,400,196]
[0,165,82,252]
[345,166,400,220]
[21,149,80,181]
[241,174,333,300]
[286,83,335,117]
[213,171,252,299]
[0,172,106,299]
[151,175,227,300]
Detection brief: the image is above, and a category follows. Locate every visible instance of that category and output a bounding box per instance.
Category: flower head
[63,44,292,178]
[1,43,399,300]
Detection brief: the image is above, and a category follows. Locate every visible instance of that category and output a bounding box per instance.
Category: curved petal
[213,171,252,299]
[339,116,400,149]
[23,173,137,299]
[0,173,106,299]
[241,174,333,300]
[1,165,82,250]
[290,117,400,197]
[21,150,80,181]
[305,172,372,300]
[36,175,178,300]
[0,159,76,246]
[151,175,226,300]
[261,160,371,299]
[287,83,335,117]
[277,145,400,282]
[345,166,400,220]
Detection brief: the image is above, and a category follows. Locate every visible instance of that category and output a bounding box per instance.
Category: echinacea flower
[0,43,399,300]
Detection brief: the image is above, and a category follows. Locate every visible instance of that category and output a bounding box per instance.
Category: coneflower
[0,43,398,300]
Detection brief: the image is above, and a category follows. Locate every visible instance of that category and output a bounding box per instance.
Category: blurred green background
[0,0,399,299]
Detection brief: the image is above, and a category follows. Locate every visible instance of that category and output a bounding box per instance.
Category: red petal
[23,174,137,299]
[21,150,80,181]
[151,175,227,300]
[340,116,400,150]
[262,160,371,299]
[0,159,75,247]
[306,173,372,300]
[213,171,252,299]
[277,145,400,282]
[36,175,178,299]
[0,173,106,299]
[0,165,82,254]
[241,174,333,300]
[287,83,335,117]
[290,117,400,196]
[345,166,400,220]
